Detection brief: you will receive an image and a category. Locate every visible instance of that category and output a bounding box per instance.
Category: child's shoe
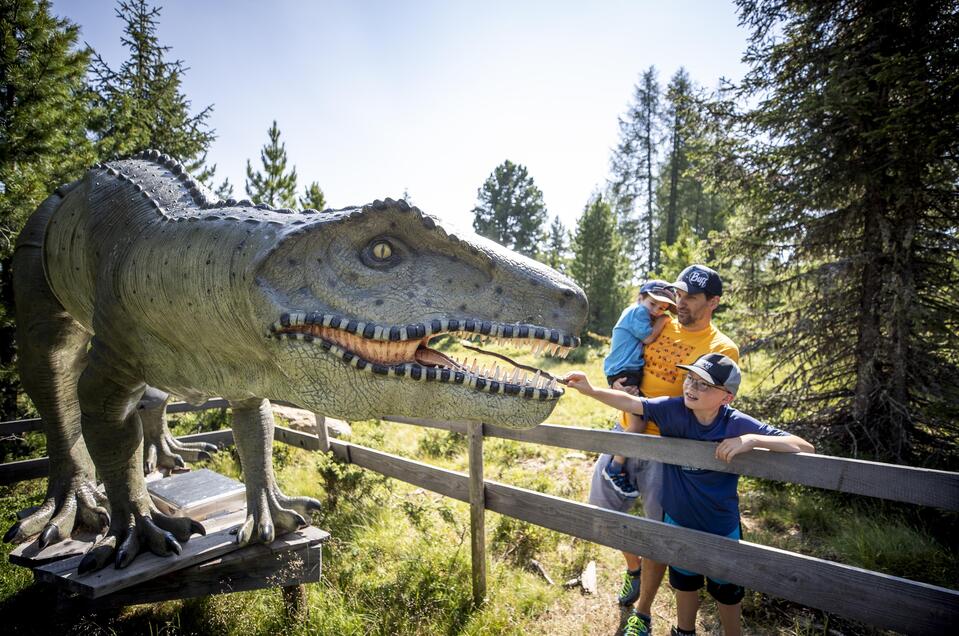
[603,462,640,498]
[618,568,642,605]
[621,609,651,636]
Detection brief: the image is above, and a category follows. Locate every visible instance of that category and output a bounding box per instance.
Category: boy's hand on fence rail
[562,372,593,394]
[715,435,754,463]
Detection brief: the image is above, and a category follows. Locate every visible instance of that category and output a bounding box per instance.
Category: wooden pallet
[29,525,328,613]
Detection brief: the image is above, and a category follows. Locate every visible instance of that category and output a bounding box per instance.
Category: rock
[271,405,351,438]
[580,560,597,595]
[564,452,587,460]
[272,405,317,431]
[325,417,351,438]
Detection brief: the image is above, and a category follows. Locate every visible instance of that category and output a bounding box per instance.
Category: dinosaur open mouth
[269,312,579,400]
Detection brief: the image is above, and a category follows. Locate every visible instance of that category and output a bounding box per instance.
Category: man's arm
[715,433,814,463]
[564,372,646,415]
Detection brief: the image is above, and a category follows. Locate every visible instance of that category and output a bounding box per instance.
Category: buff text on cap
[672,264,723,296]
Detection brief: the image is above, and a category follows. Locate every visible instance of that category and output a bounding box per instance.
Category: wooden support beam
[467,421,487,607]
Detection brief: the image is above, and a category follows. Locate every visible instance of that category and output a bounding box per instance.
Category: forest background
[0,2,957,633]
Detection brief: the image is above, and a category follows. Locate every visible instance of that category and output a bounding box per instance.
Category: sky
[51,0,751,235]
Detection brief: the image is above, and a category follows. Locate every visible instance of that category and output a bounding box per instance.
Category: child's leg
[675,589,700,632]
[716,601,742,636]
[707,578,744,636]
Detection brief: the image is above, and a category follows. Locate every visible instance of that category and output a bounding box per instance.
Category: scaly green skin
[7,150,589,573]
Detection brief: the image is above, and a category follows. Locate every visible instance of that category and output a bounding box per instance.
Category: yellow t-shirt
[623,318,739,436]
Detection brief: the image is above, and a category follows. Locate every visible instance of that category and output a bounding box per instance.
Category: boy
[565,354,813,636]
[602,280,676,498]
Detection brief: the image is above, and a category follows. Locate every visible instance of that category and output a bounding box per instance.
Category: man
[587,264,739,635]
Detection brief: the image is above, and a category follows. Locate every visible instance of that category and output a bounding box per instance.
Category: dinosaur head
[251,199,588,428]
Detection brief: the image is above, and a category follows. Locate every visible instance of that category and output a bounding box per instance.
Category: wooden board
[35,525,328,600]
[9,529,104,567]
[72,526,329,609]
[376,416,959,511]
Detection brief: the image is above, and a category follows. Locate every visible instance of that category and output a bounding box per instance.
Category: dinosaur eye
[371,240,393,261]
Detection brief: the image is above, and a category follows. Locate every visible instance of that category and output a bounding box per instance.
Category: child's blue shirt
[603,303,653,377]
[640,396,789,535]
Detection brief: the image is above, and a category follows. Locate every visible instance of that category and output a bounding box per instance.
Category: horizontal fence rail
[384,416,959,511]
[3,404,958,634]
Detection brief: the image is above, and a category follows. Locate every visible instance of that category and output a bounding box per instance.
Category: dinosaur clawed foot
[77,508,205,574]
[234,486,321,546]
[143,433,217,474]
[3,479,109,548]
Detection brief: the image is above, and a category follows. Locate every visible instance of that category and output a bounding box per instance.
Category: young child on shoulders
[601,280,676,498]
[564,354,813,636]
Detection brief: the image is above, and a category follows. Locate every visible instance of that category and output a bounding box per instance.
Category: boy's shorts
[664,512,745,605]
[606,369,644,389]
[587,423,663,519]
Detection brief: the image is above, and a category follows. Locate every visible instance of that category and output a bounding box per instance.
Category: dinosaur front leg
[230,398,321,545]
[75,354,203,573]
[138,387,216,474]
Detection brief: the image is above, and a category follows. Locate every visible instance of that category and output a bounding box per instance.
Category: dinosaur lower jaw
[269,312,579,400]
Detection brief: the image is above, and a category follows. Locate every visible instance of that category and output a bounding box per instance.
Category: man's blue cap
[677,353,741,395]
[639,279,676,306]
[673,264,723,296]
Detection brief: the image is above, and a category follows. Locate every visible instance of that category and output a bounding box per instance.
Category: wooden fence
[2,404,957,634]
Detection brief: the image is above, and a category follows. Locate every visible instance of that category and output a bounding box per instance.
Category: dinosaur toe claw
[38,524,59,550]
[164,534,182,555]
[3,523,21,544]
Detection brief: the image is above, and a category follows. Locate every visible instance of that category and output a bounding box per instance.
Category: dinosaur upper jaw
[269,311,579,400]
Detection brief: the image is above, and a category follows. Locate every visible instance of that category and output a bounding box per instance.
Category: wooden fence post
[467,421,487,608]
[314,414,330,452]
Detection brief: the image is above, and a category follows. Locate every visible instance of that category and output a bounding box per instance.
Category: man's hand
[612,377,640,396]
[563,371,593,394]
[715,434,756,463]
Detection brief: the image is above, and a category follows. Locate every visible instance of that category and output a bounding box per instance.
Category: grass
[0,342,955,634]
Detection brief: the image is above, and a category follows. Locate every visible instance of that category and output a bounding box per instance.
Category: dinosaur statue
[5,151,588,573]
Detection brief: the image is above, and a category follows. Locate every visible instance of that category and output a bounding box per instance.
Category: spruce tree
[89,1,219,182]
[299,181,326,211]
[727,0,959,464]
[245,120,298,208]
[0,0,95,419]
[569,195,629,335]
[472,160,547,258]
[544,215,568,273]
[608,66,661,274]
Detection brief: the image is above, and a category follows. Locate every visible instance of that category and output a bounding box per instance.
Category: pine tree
[727,0,959,464]
[661,68,694,246]
[245,120,298,208]
[569,195,630,335]
[472,160,547,258]
[608,66,661,275]
[544,215,568,272]
[0,0,96,419]
[654,70,731,256]
[299,181,326,211]
[89,0,216,178]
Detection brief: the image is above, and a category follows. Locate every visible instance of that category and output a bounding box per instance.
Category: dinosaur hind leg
[4,236,108,547]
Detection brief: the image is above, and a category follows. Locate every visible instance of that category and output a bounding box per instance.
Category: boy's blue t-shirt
[641,396,789,535]
[603,303,653,377]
